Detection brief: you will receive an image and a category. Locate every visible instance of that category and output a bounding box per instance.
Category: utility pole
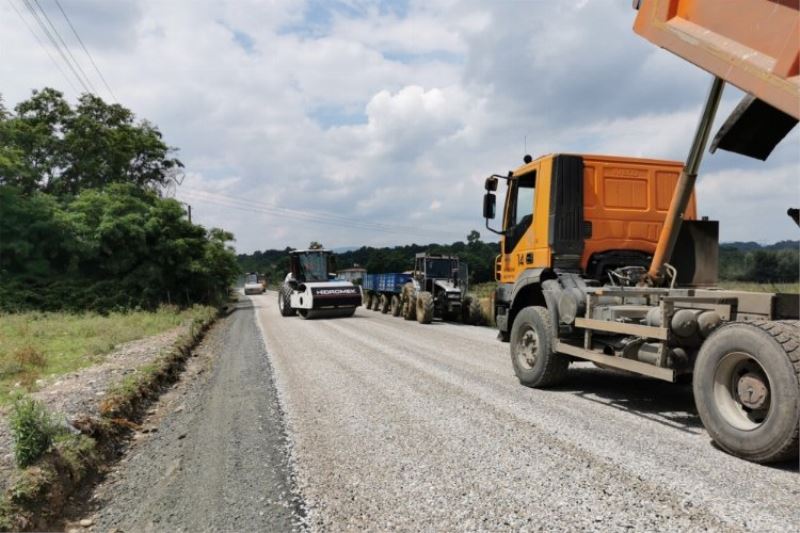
[179,201,192,223]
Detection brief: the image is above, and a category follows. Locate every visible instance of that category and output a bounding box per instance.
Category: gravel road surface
[255,291,798,532]
[85,299,303,532]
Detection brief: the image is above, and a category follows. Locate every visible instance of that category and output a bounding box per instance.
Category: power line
[183,188,449,234]
[181,188,461,237]
[6,0,79,94]
[178,190,463,239]
[20,0,92,94]
[53,0,117,102]
[32,0,98,95]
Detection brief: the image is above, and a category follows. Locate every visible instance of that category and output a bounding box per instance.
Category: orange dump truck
[482,0,799,463]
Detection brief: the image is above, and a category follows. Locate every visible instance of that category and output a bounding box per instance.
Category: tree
[309,241,324,249]
[0,88,182,195]
[467,230,481,245]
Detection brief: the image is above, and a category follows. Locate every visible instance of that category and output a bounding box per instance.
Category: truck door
[501,166,537,281]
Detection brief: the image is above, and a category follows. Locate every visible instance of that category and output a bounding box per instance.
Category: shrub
[9,396,63,468]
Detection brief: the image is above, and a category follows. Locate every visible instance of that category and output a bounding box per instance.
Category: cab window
[504,171,536,253]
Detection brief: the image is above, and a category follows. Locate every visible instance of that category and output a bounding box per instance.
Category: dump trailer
[482,0,799,463]
[363,273,413,316]
[278,249,362,319]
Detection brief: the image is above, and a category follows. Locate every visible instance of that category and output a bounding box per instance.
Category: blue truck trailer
[362,273,412,316]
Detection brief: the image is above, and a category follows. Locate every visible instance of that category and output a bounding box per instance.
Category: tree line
[0,89,238,312]
[238,234,798,287]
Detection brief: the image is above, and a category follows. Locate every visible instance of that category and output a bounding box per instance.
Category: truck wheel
[416,291,434,324]
[402,284,417,321]
[693,320,799,463]
[390,294,401,317]
[371,294,381,311]
[364,292,373,309]
[380,294,391,314]
[469,299,483,326]
[462,295,483,325]
[510,306,568,387]
[278,286,296,317]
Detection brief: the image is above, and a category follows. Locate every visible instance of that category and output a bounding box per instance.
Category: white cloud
[1,0,796,253]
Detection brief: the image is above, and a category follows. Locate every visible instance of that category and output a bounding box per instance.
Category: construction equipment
[243,272,265,295]
[363,273,413,316]
[482,0,799,463]
[278,249,362,319]
[398,253,482,325]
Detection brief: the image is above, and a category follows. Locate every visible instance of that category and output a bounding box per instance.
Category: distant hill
[721,240,799,252]
[332,246,359,253]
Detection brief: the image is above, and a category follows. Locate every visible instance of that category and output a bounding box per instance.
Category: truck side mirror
[483,193,496,219]
[485,176,498,191]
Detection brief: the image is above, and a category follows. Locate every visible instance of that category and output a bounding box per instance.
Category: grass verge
[0,308,218,531]
[0,305,216,405]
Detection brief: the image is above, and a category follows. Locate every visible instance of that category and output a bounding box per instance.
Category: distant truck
[243,272,265,295]
[363,253,482,325]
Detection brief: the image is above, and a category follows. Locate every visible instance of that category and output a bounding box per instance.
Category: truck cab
[484,153,718,339]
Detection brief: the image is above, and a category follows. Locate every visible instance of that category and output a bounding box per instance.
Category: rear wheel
[416,291,434,324]
[371,294,381,311]
[693,320,799,463]
[510,306,568,387]
[278,286,296,317]
[380,294,391,314]
[390,294,402,316]
[364,292,373,309]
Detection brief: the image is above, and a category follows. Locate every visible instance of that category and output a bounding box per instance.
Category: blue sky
[1,0,797,252]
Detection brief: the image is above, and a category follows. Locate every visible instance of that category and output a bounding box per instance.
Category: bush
[9,396,63,468]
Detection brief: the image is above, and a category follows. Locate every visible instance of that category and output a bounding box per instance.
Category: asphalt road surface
[87,292,798,532]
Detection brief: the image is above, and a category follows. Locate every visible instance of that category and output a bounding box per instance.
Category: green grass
[0,305,216,405]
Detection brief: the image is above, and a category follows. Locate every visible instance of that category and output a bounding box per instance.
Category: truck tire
[462,295,483,325]
[380,293,391,314]
[402,284,416,321]
[510,306,569,387]
[693,320,799,463]
[364,292,373,309]
[390,294,402,317]
[278,286,296,317]
[371,294,381,311]
[416,291,434,324]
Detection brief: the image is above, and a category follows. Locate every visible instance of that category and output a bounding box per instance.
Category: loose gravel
[83,298,303,532]
[255,291,799,532]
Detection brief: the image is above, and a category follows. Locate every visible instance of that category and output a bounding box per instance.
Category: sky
[1,0,798,253]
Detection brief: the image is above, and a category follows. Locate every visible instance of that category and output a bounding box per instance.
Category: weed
[13,347,46,368]
[8,396,64,468]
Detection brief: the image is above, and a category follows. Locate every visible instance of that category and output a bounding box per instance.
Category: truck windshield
[245,273,258,284]
[425,259,453,279]
[299,253,329,282]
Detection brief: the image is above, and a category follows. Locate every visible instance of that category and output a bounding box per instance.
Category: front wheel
[510,306,568,387]
[278,286,296,317]
[693,320,799,463]
[416,291,434,324]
